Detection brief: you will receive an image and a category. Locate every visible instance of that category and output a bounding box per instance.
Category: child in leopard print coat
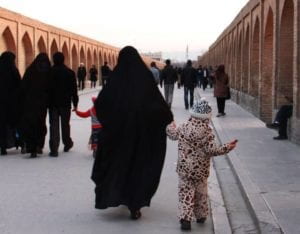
[166,98,237,231]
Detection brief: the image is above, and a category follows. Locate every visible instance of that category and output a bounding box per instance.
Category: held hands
[72,107,77,112]
[227,139,238,151]
[170,121,176,128]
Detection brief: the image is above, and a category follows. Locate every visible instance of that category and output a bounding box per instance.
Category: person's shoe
[273,136,288,140]
[29,152,37,158]
[49,151,58,157]
[0,148,7,155]
[21,147,27,154]
[196,217,207,223]
[180,219,191,231]
[64,142,73,152]
[216,113,223,117]
[36,146,43,154]
[130,210,142,220]
[266,123,279,129]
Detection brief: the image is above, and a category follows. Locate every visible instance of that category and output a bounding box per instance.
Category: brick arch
[87,48,92,70]
[278,0,294,109]
[250,17,260,98]
[20,32,34,75]
[50,39,59,61]
[261,7,274,122]
[93,49,98,68]
[103,52,108,65]
[62,42,70,67]
[37,36,47,54]
[1,27,16,54]
[242,25,250,93]
[71,45,78,72]
[98,50,103,66]
[79,47,86,65]
[236,32,242,91]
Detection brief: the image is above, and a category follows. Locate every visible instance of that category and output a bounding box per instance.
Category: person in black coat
[48,52,79,157]
[0,51,21,155]
[100,62,111,87]
[20,53,51,158]
[77,63,86,90]
[89,65,98,88]
[92,46,173,219]
[181,60,197,110]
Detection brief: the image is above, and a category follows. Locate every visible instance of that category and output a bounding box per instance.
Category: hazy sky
[1,0,248,61]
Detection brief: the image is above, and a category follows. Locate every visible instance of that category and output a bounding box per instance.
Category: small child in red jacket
[75,97,102,157]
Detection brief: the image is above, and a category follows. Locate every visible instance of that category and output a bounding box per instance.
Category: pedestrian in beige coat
[166,98,237,231]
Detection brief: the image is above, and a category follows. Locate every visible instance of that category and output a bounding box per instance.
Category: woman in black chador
[0,51,21,155]
[20,53,51,158]
[92,46,173,219]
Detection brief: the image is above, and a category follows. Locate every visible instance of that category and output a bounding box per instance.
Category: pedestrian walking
[48,52,79,157]
[75,97,102,158]
[0,51,21,155]
[214,65,229,117]
[166,98,237,231]
[100,62,111,87]
[89,65,98,88]
[149,61,160,85]
[77,63,86,90]
[19,53,51,158]
[160,59,178,107]
[181,60,197,110]
[92,46,173,220]
[196,65,203,88]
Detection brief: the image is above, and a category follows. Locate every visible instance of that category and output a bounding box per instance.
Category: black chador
[92,46,173,219]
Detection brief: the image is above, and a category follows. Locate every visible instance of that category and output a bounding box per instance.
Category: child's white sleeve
[166,124,180,141]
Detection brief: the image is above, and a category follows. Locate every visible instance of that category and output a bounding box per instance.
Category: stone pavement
[202,89,300,234]
[0,89,217,234]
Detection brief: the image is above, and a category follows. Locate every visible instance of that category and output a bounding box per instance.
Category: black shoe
[1,148,7,155]
[266,123,279,129]
[130,210,142,220]
[273,136,288,140]
[21,147,27,154]
[49,151,58,157]
[180,219,191,231]
[196,217,207,223]
[36,146,43,154]
[29,152,37,158]
[64,142,73,152]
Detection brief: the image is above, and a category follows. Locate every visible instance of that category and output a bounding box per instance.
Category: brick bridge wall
[199,0,300,145]
[0,7,162,79]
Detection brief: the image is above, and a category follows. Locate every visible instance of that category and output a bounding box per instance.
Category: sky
[0,0,249,61]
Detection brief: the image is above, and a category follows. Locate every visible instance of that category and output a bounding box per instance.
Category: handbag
[225,87,231,100]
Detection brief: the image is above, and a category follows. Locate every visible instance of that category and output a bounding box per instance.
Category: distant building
[141,52,163,62]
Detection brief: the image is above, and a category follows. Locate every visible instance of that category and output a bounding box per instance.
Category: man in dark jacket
[49,52,79,157]
[160,59,178,108]
[181,60,197,110]
[100,62,111,87]
[77,63,86,90]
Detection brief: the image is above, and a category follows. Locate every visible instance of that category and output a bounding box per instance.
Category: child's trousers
[178,177,209,221]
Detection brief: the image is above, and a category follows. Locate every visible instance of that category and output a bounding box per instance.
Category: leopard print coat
[166,117,230,181]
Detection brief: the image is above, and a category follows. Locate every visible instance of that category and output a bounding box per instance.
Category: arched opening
[93,50,98,69]
[37,36,47,54]
[79,47,86,66]
[1,27,16,54]
[71,45,78,72]
[87,49,92,70]
[278,0,294,109]
[50,40,59,62]
[231,39,236,89]
[62,42,70,67]
[242,26,250,93]
[20,32,34,75]
[104,52,108,65]
[250,18,260,97]
[261,8,274,122]
[236,33,242,91]
[99,51,103,67]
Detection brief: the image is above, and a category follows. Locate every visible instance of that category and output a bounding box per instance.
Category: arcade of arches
[199,0,300,145]
[0,7,161,78]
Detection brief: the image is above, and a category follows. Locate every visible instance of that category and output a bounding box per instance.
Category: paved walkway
[0,88,216,234]
[202,89,300,234]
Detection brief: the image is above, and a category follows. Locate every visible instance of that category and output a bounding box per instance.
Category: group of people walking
[76,62,111,90]
[0,46,237,231]
[0,51,78,158]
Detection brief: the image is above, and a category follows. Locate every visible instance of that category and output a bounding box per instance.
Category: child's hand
[228,139,238,151]
[170,121,176,128]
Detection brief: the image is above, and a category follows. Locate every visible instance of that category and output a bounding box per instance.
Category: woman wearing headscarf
[0,51,21,155]
[214,65,229,117]
[20,53,51,158]
[92,46,173,219]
